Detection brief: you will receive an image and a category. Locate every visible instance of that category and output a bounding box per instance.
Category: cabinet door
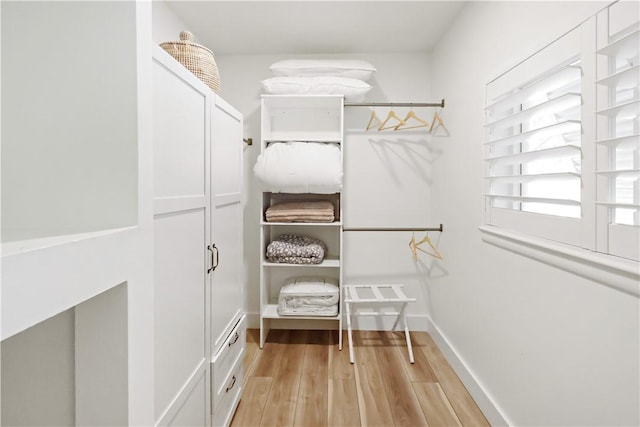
[152,46,211,426]
[210,97,244,353]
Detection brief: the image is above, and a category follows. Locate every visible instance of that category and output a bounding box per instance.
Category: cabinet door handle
[207,245,214,273]
[225,375,236,393]
[212,244,219,271]
[207,244,219,273]
[228,332,239,347]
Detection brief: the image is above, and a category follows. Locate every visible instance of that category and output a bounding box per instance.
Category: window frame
[484,18,596,250]
[481,5,640,294]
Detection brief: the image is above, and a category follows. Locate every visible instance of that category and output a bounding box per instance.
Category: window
[484,5,639,263]
[486,60,583,218]
[484,20,594,249]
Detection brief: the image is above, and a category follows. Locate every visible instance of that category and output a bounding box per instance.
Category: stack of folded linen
[278,276,340,316]
[266,234,327,264]
[265,200,335,223]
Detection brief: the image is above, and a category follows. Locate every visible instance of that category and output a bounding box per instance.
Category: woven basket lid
[160,30,220,93]
[170,31,215,56]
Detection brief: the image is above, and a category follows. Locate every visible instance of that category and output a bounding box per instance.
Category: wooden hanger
[415,233,443,260]
[378,110,405,131]
[408,233,418,262]
[395,109,429,130]
[429,108,444,133]
[366,108,382,131]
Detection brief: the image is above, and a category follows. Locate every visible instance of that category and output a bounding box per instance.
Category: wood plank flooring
[231,329,490,427]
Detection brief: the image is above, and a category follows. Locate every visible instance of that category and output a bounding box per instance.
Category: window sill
[479,225,639,297]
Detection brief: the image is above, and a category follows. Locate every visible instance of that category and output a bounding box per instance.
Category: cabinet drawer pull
[225,375,236,393]
[228,332,239,347]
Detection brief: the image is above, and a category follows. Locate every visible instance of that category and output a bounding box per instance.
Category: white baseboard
[246,312,259,329]
[425,316,511,427]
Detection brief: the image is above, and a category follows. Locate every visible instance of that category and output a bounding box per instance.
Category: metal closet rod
[344,99,445,108]
[343,224,444,232]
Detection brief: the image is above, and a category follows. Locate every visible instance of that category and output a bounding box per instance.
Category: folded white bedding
[277,303,338,316]
[277,276,340,316]
[253,142,343,194]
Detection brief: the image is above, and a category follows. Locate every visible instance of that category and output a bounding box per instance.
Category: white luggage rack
[343,284,416,364]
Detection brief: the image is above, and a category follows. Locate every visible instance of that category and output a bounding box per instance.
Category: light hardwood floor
[231,329,490,427]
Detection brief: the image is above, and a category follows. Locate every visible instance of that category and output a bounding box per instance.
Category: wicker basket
[160,31,220,93]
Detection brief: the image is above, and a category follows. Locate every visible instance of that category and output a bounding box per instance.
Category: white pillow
[253,142,343,194]
[270,59,376,81]
[261,76,372,102]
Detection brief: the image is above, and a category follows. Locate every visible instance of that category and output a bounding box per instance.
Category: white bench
[343,284,416,364]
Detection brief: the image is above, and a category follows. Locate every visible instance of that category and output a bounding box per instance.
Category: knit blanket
[266,234,327,264]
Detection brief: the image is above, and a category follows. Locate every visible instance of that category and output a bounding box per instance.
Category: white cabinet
[210,97,245,352]
[152,45,245,427]
[153,45,212,427]
[210,93,246,426]
[259,95,344,348]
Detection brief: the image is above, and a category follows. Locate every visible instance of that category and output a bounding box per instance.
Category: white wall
[1,1,139,242]
[1,309,76,426]
[152,0,192,45]
[2,3,155,426]
[429,2,639,426]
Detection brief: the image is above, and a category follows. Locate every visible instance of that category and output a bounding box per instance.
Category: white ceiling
[165,1,467,55]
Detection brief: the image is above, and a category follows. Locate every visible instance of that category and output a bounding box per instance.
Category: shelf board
[261,304,340,320]
[264,138,342,144]
[262,257,340,268]
[261,221,342,227]
[263,134,342,143]
[261,94,344,107]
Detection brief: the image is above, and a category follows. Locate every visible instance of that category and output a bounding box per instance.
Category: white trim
[479,225,640,297]
[1,226,139,340]
[154,358,208,427]
[426,316,511,427]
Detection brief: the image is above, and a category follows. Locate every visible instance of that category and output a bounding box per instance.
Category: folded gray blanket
[266,234,327,264]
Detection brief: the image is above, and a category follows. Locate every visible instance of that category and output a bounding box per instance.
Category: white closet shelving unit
[259,95,344,349]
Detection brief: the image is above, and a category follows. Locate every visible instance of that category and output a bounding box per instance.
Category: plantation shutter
[484,22,594,247]
[595,6,640,261]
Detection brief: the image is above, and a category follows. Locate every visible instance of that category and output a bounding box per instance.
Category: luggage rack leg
[400,302,415,363]
[343,284,415,364]
[344,288,355,363]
